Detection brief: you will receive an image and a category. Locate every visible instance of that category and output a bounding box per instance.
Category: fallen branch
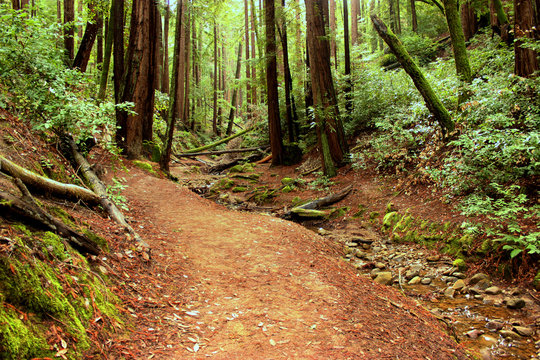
[0,179,100,255]
[0,155,100,205]
[182,127,253,154]
[63,136,150,250]
[175,146,263,158]
[255,154,272,164]
[284,185,353,219]
[208,152,266,174]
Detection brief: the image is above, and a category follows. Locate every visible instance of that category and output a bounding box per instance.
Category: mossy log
[176,146,264,158]
[370,14,454,136]
[182,127,253,154]
[63,136,150,250]
[0,155,100,205]
[284,185,353,219]
[0,180,100,255]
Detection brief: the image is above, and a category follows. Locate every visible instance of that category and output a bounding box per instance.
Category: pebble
[485,320,504,331]
[408,276,422,285]
[466,329,484,339]
[453,272,467,279]
[421,277,432,285]
[444,287,455,298]
[426,255,441,262]
[452,279,466,291]
[474,279,492,291]
[371,268,381,278]
[470,273,490,285]
[374,272,393,285]
[499,330,521,340]
[375,262,386,270]
[505,297,526,309]
[485,286,502,295]
[513,326,534,337]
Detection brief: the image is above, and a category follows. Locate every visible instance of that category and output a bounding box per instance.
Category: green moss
[0,306,50,359]
[533,270,540,291]
[369,211,380,220]
[382,211,400,230]
[282,185,294,193]
[386,202,395,213]
[452,258,467,271]
[393,215,413,232]
[229,163,254,173]
[329,207,350,219]
[232,186,248,193]
[49,207,77,228]
[352,204,367,218]
[82,229,109,251]
[40,232,68,260]
[291,196,303,207]
[211,178,235,192]
[133,160,157,175]
[281,177,295,186]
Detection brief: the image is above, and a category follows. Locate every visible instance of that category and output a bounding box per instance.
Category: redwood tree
[306,0,348,176]
[514,0,539,77]
[265,0,284,165]
[72,0,102,72]
[64,0,75,61]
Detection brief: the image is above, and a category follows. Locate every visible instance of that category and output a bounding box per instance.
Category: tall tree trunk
[330,0,338,69]
[265,0,284,165]
[389,0,397,32]
[343,0,353,116]
[212,22,219,135]
[411,0,418,32]
[442,0,473,85]
[174,0,186,127]
[279,0,296,143]
[351,0,360,45]
[514,0,539,77]
[112,0,124,104]
[11,0,20,10]
[460,1,478,42]
[306,0,348,177]
[162,0,171,94]
[64,0,75,62]
[117,0,158,159]
[371,14,454,136]
[96,18,103,65]
[183,3,191,124]
[227,44,243,135]
[396,0,402,33]
[245,0,252,118]
[77,0,83,39]
[251,1,258,105]
[97,0,115,101]
[57,0,62,24]
[160,0,183,172]
[73,0,102,72]
[490,0,512,44]
[155,7,163,91]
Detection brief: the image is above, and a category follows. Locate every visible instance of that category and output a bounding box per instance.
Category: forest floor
[102,159,472,360]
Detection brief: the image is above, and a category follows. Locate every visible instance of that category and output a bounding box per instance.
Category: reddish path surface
[120,168,469,359]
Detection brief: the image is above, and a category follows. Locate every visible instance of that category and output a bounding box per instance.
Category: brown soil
[108,163,470,359]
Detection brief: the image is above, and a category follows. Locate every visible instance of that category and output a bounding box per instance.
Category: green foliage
[0,6,125,144]
[308,172,335,191]
[107,177,129,211]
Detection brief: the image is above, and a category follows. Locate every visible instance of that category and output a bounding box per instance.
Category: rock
[421,277,432,285]
[453,272,466,279]
[372,246,382,253]
[393,254,406,263]
[483,295,503,307]
[406,268,420,279]
[499,330,521,340]
[426,255,441,262]
[345,242,358,248]
[444,287,455,298]
[485,321,504,331]
[442,267,457,276]
[505,297,526,309]
[474,279,492,291]
[485,286,502,295]
[375,262,386,270]
[513,326,534,337]
[353,261,367,269]
[480,334,498,346]
[453,258,467,271]
[371,268,381,278]
[362,243,371,250]
[465,329,484,339]
[374,272,393,285]
[470,273,490,285]
[469,287,483,295]
[479,348,493,360]
[408,276,422,285]
[452,279,466,291]
[442,276,459,284]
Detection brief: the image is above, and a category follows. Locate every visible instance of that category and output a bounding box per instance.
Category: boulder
[374,272,393,285]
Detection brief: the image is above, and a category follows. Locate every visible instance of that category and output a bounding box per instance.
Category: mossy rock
[393,215,413,232]
[232,186,248,193]
[382,211,400,230]
[231,173,261,181]
[40,232,68,260]
[281,177,295,186]
[211,178,235,192]
[291,196,303,207]
[133,160,157,175]
[452,258,467,271]
[229,163,254,173]
[282,185,295,193]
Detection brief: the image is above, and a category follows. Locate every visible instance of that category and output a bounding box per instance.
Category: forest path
[120,167,468,359]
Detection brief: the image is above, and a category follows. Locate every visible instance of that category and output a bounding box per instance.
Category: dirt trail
[120,168,469,359]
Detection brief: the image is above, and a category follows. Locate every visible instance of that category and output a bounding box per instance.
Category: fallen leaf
[193,343,200,352]
[55,348,68,357]
[269,339,276,346]
[60,338,67,349]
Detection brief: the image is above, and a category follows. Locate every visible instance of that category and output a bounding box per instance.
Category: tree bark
[306,0,348,177]
[227,44,243,135]
[72,0,102,72]
[351,0,360,45]
[330,0,338,68]
[514,0,539,77]
[245,0,252,118]
[0,155,99,204]
[212,22,219,135]
[98,0,114,100]
[183,3,191,125]
[160,0,183,172]
[64,0,75,61]
[411,0,418,32]
[460,0,478,42]
[371,14,454,136]
[162,0,171,94]
[396,0,402,34]
[490,0,511,44]
[344,0,353,116]
[117,0,158,159]
[251,1,258,105]
[279,0,296,143]
[265,0,284,165]
[442,0,472,83]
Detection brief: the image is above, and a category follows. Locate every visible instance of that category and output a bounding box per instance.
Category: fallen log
[63,136,149,250]
[182,127,253,154]
[175,146,264,158]
[255,154,272,164]
[284,185,353,219]
[0,155,100,205]
[0,179,100,255]
[208,152,266,174]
